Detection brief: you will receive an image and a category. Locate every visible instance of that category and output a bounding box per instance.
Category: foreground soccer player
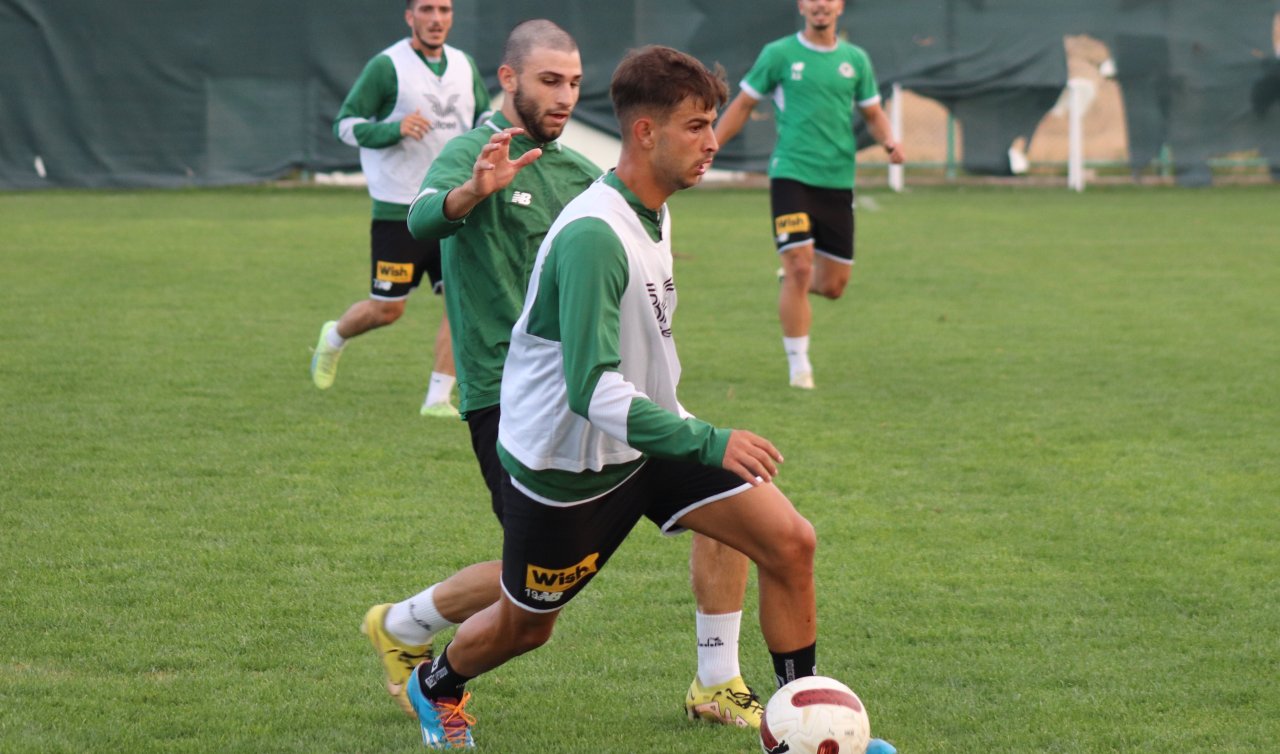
[404,45,819,749]
[362,21,762,732]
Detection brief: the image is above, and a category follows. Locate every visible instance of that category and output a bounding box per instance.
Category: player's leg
[805,186,855,300]
[410,475,650,745]
[361,560,501,717]
[771,179,817,389]
[310,220,414,389]
[673,482,817,686]
[362,405,508,714]
[686,534,759,727]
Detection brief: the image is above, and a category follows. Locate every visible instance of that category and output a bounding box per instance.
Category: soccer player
[359,22,763,732]
[714,0,905,389]
[310,0,490,417]
[401,44,821,750]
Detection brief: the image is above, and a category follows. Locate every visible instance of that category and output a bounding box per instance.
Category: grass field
[2,184,1278,753]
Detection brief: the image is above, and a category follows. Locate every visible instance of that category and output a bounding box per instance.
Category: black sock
[771,641,817,689]
[417,643,474,700]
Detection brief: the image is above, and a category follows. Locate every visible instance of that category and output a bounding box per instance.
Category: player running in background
[358,22,764,733]
[714,0,905,390]
[311,0,490,417]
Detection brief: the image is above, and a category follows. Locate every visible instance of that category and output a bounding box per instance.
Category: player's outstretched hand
[471,128,543,197]
[721,429,783,486]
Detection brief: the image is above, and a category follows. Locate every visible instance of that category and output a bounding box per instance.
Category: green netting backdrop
[2,0,1277,189]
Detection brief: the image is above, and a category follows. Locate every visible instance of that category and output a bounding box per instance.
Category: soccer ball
[759,676,871,754]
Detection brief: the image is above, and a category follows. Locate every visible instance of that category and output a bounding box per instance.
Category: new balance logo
[511,191,533,206]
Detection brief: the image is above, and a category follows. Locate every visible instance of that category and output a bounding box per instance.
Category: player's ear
[498,64,518,95]
[631,115,656,149]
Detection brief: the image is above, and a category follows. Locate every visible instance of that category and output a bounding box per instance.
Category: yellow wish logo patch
[774,212,811,236]
[526,553,600,593]
[375,262,414,284]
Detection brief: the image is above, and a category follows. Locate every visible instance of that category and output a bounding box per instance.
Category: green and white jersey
[334,39,491,221]
[407,112,601,417]
[741,33,880,190]
[497,173,732,504]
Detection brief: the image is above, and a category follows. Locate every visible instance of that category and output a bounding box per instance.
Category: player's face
[509,47,583,144]
[797,0,844,32]
[652,98,719,193]
[405,0,453,54]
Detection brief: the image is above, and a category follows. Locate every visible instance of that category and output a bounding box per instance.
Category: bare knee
[812,278,848,300]
[371,300,406,327]
[783,260,814,291]
[504,614,556,657]
[759,513,816,581]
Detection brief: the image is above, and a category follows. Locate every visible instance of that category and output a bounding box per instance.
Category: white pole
[888,82,904,193]
[1067,79,1085,192]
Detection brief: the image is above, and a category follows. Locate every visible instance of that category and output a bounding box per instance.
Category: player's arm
[713,90,760,147]
[547,220,779,483]
[333,56,423,148]
[859,101,905,164]
[715,45,777,147]
[854,52,904,164]
[407,137,477,240]
[440,128,542,220]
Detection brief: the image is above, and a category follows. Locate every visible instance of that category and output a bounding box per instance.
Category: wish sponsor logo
[376,261,414,284]
[774,212,811,242]
[525,553,599,595]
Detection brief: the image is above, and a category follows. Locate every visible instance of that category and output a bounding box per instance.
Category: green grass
[2,184,1278,753]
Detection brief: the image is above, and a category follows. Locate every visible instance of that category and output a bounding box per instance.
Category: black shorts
[465,405,506,524]
[369,220,443,300]
[499,458,751,613]
[769,178,855,264]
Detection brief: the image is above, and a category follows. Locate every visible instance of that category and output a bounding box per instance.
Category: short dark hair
[501,19,577,71]
[609,45,728,128]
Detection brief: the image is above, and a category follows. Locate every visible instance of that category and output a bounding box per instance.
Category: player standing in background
[310,0,490,418]
[358,21,765,733]
[714,0,905,390]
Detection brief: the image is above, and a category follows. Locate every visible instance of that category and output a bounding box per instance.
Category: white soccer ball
[759,676,871,754]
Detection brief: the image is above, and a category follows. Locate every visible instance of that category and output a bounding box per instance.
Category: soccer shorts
[769,178,856,264]
[465,405,506,524]
[499,458,751,613]
[369,219,443,300]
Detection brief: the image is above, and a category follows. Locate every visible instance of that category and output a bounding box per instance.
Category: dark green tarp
[2,0,1277,188]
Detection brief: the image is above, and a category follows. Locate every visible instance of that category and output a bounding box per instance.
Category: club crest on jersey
[423,93,463,131]
[791,62,805,81]
[646,278,675,337]
[840,62,856,78]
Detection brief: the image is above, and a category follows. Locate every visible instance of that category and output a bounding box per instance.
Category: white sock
[325,327,346,350]
[384,584,456,646]
[782,336,812,377]
[423,372,456,406]
[696,610,743,687]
